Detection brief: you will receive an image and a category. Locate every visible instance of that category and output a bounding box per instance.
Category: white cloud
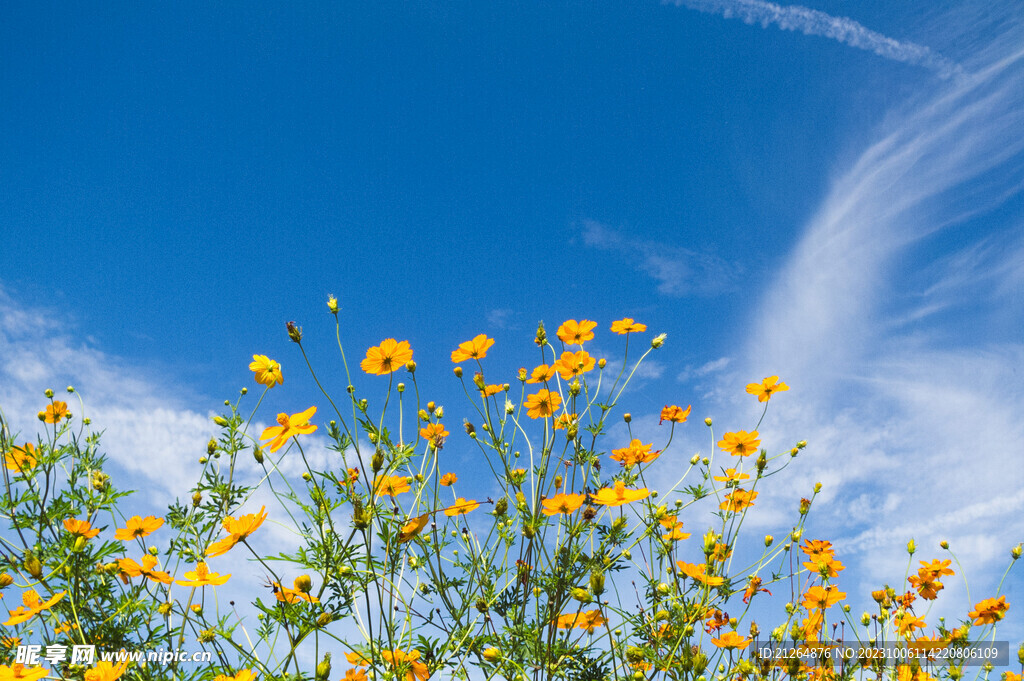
[669,0,961,77]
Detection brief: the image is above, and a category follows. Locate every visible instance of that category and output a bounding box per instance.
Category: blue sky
[2,0,1023,653]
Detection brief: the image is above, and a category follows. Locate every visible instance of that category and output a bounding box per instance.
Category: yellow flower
[553,350,595,380]
[274,579,319,604]
[175,562,231,587]
[419,423,449,445]
[444,498,479,516]
[525,364,557,383]
[83,660,129,681]
[0,664,50,681]
[711,631,751,649]
[249,355,283,388]
[525,389,562,419]
[451,334,495,363]
[260,406,318,453]
[206,506,268,557]
[375,475,411,497]
[113,515,164,541]
[399,514,430,543]
[63,518,100,539]
[343,670,368,681]
[541,493,585,516]
[213,671,258,681]
[554,609,606,633]
[609,440,659,467]
[439,473,457,486]
[556,319,597,345]
[712,468,750,483]
[802,585,846,610]
[3,444,37,472]
[552,413,578,430]
[3,590,67,626]
[720,488,758,512]
[610,318,646,334]
[918,559,955,579]
[659,404,691,424]
[481,383,504,397]
[361,339,413,375]
[675,561,724,586]
[968,595,1009,625]
[117,555,173,585]
[745,376,789,402]
[592,481,650,507]
[380,649,429,681]
[42,401,69,424]
[717,430,761,457]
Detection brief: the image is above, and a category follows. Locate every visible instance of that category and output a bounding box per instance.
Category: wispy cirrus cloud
[669,0,961,77]
[580,220,736,296]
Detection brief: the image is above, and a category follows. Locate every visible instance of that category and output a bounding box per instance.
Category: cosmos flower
[260,407,318,453]
[451,334,495,363]
[361,339,413,375]
[249,355,283,388]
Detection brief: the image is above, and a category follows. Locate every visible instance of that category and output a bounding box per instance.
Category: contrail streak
[670,0,961,77]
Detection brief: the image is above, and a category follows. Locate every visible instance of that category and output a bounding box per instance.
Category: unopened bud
[494,498,508,516]
[813,482,822,493]
[286,321,303,343]
[397,382,405,393]
[651,333,667,348]
[207,438,217,456]
[473,373,486,390]
[764,535,774,547]
[327,295,339,314]
[483,647,502,663]
[906,539,916,555]
[940,540,949,549]
[623,413,631,423]
[0,574,12,588]
[554,475,563,490]
[45,389,54,398]
[690,454,700,465]
[315,652,332,681]
[791,529,802,541]
[797,440,807,449]
[598,358,607,369]
[302,472,311,481]
[704,417,712,426]
[590,571,605,596]
[535,321,547,346]
[371,451,384,472]
[571,588,592,603]
[1011,543,1022,560]
[569,379,581,396]
[253,447,264,464]
[212,416,230,427]
[294,574,312,593]
[192,492,203,507]
[454,366,463,378]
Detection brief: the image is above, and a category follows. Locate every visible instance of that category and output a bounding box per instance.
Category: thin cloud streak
[669,0,961,77]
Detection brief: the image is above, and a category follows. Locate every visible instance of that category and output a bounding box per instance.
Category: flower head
[375,475,411,497]
[675,561,724,586]
[213,672,258,681]
[746,376,789,402]
[712,631,751,650]
[3,444,37,472]
[63,518,100,539]
[380,649,429,681]
[555,609,606,633]
[439,473,457,486]
[712,468,750,483]
[610,440,659,467]
[720,488,758,513]
[592,481,650,507]
[525,364,558,384]
[659,405,691,424]
[249,355,283,388]
[260,406,318,453]
[556,320,597,345]
[451,334,495,363]
[419,423,449,446]
[361,339,413,376]
[968,596,1009,625]
[206,506,268,557]
[0,665,50,681]
[175,562,231,587]
[444,498,479,516]
[802,585,846,611]
[42,401,69,424]
[717,430,761,457]
[525,389,562,419]
[114,515,164,541]
[541,493,585,516]
[84,660,129,681]
[3,590,67,626]
[553,350,595,380]
[399,514,429,543]
[117,555,173,585]
[610,318,647,334]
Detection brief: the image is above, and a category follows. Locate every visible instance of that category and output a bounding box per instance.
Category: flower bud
[45,389,54,398]
[253,447,264,464]
[192,492,203,507]
[212,416,230,427]
[756,451,767,474]
[791,529,802,541]
[704,417,712,426]
[598,358,607,369]
[90,471,109,491]
[764,535,774,547]
[622,549,631,559]
[473,373,486,390]
[571,587,592,603]
[454,366,463,378]
[940,540,949,549]
[554,475,563,490]
[535,321,547,346]
[483,647,502,663]
[797,440,807,449]
[286,321,302,343]
[494,498,508,516]
[371,451,384,472]
[157,601,173,616]
[302,472,311,482]
[813,482,822,493]
[294,574,312,593]
[73,536,86,552]
[1017,642,1024,665]
[701,457,709,465]
[1011,543,1022,560]
[207,438,217,456]
[0,574,12,588]
[569,379,581,396]
[690,454,700,465]
[148,545,159,555]
[623,413,632,423]
[906,539,916,555]
[464,420,476,437]
[799,498,811,515]
[397,382,405,393]
[435,406,443,418]
[315,652,332,681]
[199,457,208,464]
[656,583,670,596]
[590,571,605,596]
[316,611,335,627]
[426,401,436,413]
[191,603,203,615]
[327,295,339,314]
[651,333,667,348]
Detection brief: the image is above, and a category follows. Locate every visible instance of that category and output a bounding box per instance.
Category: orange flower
[260,406,318,453]
[451,334,495,363]
[525,389,561,419]
[908,574,944,600]
[712,631,751,649]
[274,578,319,604]
[553,413,578,430]
[419,423,449,443]
[556,319,597,345]
[704,609,729,633]
[555,609,606,633]
[676,561,724,586]
[541,493,585,516]
[968,596,1009,625]
[745,376,789,402]
[662,520,691,542]
[439,473,457,486]
[113,515,164,541]
[918,559,954,579]
[85,659,130,681]
[117,555,173,585]
[610,318,646,334]
[717,430,761,457]
[175,562,231,587]
[802,585,846,610]
[249,355,283,388]
[3,590,67,626]
[712,468,750,483]
[399,514,430,543]
[375,475,411,497]
[380,649,429,681]
[742,575,771,603]
[444,498,479,516]
[343,670,368,681]
[610,440,659,467]
[592,481,650,507]
[804,556,845,579]
[659,405,691,424]
[213,672,257,681]
[895,613,927,638]
[525,364,557,383]
[360,339,413,376]
[481,384,504,397]
[3,444,37,472]
[553,350,595,380]
[42,401,69,424]
[0,664,50,681]
[800,539,835,561]
[206,506,268,557]
[63,518,100,539]
[720,488,757,512]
